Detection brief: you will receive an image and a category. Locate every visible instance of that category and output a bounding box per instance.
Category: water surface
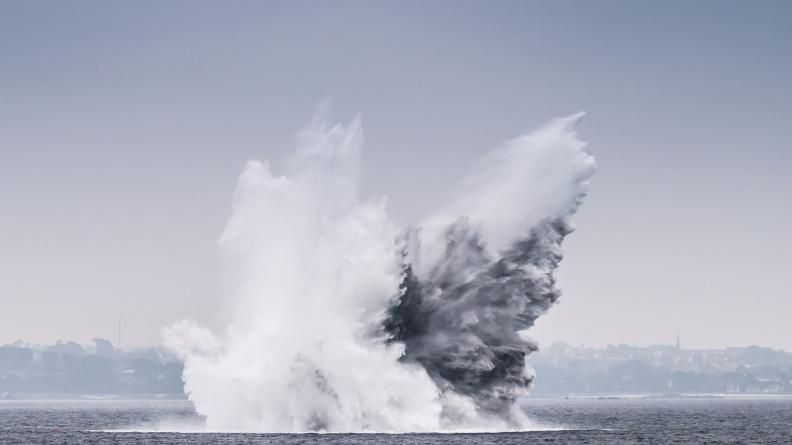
[1,397,790,444]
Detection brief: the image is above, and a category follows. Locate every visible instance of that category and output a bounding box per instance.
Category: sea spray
[164,109,595,432]
[386,113,595,425]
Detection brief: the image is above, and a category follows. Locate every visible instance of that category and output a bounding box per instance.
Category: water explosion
[164,108,596,432]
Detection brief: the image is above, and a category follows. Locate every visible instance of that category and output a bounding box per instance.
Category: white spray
[164,108,595,432]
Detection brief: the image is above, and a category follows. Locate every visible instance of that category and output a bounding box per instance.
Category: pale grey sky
[1,1,790,349]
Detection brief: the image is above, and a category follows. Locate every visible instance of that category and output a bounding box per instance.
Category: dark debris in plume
[384,217,574,419]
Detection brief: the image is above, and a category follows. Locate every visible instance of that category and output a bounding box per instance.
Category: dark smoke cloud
[385,216,575,421]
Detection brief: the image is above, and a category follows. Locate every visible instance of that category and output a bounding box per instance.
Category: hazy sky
[1,1,790,350]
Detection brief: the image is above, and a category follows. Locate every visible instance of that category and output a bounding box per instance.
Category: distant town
[1,338,791,399]
[0,339,183,398]
[529,340,792,396]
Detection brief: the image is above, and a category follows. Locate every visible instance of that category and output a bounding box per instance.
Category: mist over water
[163,108,596,432]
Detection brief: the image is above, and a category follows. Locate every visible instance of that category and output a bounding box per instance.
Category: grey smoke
[381,114,593,425]
[385,215,577,423]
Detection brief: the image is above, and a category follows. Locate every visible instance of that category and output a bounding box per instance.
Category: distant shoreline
[523,393,792,401]
[0,393,187,401]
